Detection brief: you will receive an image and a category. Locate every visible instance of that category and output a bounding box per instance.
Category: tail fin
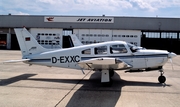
[14,28,48,57]
[70,34,83,47]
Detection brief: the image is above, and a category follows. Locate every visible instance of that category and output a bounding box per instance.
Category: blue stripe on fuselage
[81,54,168,60]
[29,59,51,62]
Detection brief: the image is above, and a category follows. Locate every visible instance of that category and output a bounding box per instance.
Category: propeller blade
[168,52,176,58]
[169,58,174,71]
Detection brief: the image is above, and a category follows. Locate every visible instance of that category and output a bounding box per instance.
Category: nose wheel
[158,69,166,83]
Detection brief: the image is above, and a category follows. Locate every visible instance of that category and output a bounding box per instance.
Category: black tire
[158,76,166,83]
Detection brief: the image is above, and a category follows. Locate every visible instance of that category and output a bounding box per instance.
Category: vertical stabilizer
[14,28,47,57]
[70,34,83,47]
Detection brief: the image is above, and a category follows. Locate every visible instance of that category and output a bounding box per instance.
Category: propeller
[169,58,174,71]
[168,52,176,71]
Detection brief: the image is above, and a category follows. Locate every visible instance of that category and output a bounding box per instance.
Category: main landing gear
[101,69,115,86]
[158,69,166,83]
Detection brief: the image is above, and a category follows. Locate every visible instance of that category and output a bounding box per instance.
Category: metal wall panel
[0,15,180,31]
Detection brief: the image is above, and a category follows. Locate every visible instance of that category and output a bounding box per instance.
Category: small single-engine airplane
[4,28,176,86]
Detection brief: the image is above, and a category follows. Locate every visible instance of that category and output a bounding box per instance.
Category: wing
[3,59,30,63]
[78,57,132,70]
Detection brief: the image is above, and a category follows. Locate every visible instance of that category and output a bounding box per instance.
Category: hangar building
[0,15,180,54]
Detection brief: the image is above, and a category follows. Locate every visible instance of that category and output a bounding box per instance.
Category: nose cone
[168,52,177,58]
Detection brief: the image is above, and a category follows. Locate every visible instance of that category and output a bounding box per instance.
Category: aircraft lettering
[52,55,80,63]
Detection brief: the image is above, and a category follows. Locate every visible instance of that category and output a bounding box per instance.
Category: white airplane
[4,28,177,86]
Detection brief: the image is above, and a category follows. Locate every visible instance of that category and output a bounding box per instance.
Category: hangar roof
[0,15,180,31]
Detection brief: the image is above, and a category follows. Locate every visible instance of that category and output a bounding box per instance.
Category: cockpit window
[110,44,127,54]
[82,49,91,54]
[94,46,107,55]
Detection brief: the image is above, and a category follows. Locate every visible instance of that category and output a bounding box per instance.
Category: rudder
[14,28,47,57]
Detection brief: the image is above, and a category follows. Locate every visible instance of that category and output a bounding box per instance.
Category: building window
[161,32,177,39]
[143,32,160,38]
[134,35,138,38]
[114,35,117,37]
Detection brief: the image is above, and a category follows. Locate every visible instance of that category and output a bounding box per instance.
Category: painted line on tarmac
[54,70,92,107]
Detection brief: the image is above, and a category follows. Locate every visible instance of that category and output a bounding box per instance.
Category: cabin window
[94,46,107,55]
[110,44,127,54]
[82,49,91,54]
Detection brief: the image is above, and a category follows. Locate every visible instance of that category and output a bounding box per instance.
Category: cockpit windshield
[127,42,145,52]
[127,43,136,49]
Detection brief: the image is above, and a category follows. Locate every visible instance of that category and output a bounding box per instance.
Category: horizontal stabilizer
[3,59,30,63]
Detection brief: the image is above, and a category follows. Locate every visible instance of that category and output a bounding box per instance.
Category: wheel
[158,76,166,83]
[109,69,114,77]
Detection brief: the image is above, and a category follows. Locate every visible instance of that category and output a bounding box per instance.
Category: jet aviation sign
[44,17,114,23]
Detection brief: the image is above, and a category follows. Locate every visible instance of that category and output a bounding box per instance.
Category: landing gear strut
[101,69,115,86]
[158,69,166,83]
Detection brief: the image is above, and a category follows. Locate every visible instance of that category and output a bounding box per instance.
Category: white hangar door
[101,30,112,42]
[89,29,101,43]
[30,28,63,49]
[74,29,113,44]
[112,30,141,46]
[74,29,90,45]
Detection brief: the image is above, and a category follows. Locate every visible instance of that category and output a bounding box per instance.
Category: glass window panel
[82,49,91,54]
[110,44,128,54]
[94,46,107,55]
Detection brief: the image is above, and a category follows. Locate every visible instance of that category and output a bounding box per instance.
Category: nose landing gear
[158,69,166,83]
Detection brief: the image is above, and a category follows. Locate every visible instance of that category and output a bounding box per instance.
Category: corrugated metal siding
[0,15,180,31]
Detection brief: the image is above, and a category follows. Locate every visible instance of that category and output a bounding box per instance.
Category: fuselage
[24,41,172,70]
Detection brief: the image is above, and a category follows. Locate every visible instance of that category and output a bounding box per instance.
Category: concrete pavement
[0,50,180,107]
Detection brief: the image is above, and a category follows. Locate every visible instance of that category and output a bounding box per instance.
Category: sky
[0,0,180,17]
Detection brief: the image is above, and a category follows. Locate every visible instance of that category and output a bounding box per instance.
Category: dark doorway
[141,32,180,54]
[62,36,74,48]
[0,34,7,49]
[11,34,20,50]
